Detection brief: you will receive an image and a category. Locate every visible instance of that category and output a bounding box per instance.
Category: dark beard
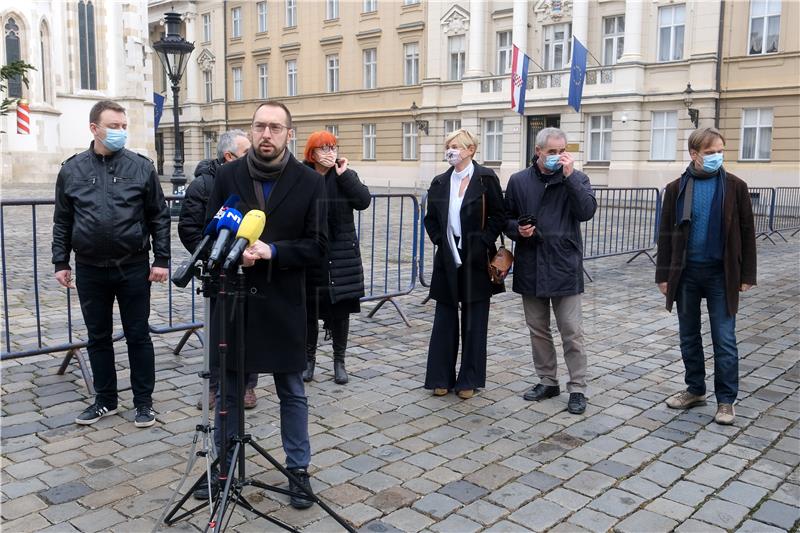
[255,144,285,162]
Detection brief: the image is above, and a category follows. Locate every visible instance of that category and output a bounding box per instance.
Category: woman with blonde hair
[423,128,506,399]
[302,131,371,384]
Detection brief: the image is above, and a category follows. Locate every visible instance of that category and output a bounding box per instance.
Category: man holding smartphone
[504,127,597,414]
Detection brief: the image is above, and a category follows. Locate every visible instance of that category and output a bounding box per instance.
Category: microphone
[171,195,240,287]
[206,207,243,270]
[222,210,266,271]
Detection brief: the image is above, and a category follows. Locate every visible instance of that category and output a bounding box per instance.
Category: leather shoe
[333,359,349,384]
[302,357,315,383]
[523,383,560,402]
[193,467,219,500]
[567,392,587,414]
[288,468,314,509]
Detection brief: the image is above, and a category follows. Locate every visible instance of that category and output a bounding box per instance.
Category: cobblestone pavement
[2,212,799,531]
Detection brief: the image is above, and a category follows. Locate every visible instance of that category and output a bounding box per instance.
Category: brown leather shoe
[714,403,735,425]
[665,391,706,409]
[456,389,474,399]
[433,388,448,396]
[244,388,258,409]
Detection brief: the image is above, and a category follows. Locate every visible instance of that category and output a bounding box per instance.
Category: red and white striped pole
[16,99,30,135]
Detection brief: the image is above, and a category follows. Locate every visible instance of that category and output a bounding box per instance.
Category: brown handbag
[482,191,513,285]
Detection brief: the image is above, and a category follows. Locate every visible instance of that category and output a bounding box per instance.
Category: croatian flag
[510,45,530,115]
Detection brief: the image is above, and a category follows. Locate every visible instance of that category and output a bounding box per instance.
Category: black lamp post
[410,101,429,135]
[153,12,194,215]
[683,83,699,129]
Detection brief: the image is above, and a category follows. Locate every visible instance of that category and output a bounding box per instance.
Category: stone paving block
[589,459,636,479]
[691,498,750,530]
[485,481,540,511]
[438,480,488,504]
[69,508,129,532]
[563,469,616,498]
[383,508,435,532]
[342,454,387,474]
[539,456,588,480]
[359,520,406,533]
[38,480,93,505]
[457,499,507,526]
[685,463,737,487]
[587,488,645,518]
[544,487,591,511]
[659,446,707,469]
[339,502,383,528]
[516,471,561,492]
[1,476,48,499]
[618,475,666,500]
[508,498,571,531]
[0,493,48,520]
[752,499,800,530]
[364,486,417,513]
[352,471,401,493]
[464,464,519,491]
[39,500,86,524]
[608,447,654,469]
[736,519,788,533]
[568,508,617,533]
[771,482,800,506]
[39,466,84,488]
[639,460,684,487]
[412,493,462,519]
[645,497,695,521]
[4,458,49,479]
[430,513,482,533]
[0,513,51,533]
[616,510,678,533]
[738,468,783,491]
[717,481,769,507]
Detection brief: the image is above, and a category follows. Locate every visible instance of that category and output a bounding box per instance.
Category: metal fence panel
[770,187,800,239]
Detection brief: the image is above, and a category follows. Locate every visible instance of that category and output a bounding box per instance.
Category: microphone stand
[163,261,355,533]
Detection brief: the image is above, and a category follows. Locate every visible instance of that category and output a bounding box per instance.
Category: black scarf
[676,163,725,261]
[246,146,289,182]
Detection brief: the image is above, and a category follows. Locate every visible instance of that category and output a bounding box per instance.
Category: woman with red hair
[302,131,371,384]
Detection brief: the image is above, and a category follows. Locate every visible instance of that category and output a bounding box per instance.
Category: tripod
[162,266,355,533]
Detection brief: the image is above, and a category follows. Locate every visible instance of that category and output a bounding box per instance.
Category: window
[232,67,243,101]
[658,5,685,62]
[484,119,503,161]
[4,17,23,97]
[325,124,338,137]
[448,35,465,81]
[326,0,339,20]
[285,0,297,27]
[326,54,339,92]
[363,124,376,159]
[403,0,420,4]
[497,31,512,74]
[650,111,677,160]
[404,42,419,85]
[286,59,297,96]
[402,122,418,159]
[204,132,215,159]
[231,7,241,38]
[363,0,377,13]
[749,0,780,55]
[588,114,612,161]
[77,1,97,90]
[543,23,571,70]
[257,2,268,32]
[741,108,773,160]
[204,70,213,102]
[258,63,268,99]
[363,48,377,89]
[444,119,461,136]
[602,15,624,65]
[40,22,52,103]
[202,13,212,42]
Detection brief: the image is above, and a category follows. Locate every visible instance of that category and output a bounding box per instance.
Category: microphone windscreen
[235,210,266,246]
[204,195,241,236]
[216,208,243,233]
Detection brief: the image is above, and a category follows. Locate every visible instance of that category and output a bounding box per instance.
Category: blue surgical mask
[544,154,562,171]
[101,127,128,152]
[702,152,723,173]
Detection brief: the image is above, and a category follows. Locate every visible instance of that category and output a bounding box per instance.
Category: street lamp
[410,101,429,136]
[153,11,195,215]
[683,83,699,129]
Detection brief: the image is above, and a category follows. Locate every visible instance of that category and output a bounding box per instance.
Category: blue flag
[568,37,587,113]
[153,92,165,131]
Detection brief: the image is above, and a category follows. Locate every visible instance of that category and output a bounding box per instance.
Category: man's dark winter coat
[178,158,222,254]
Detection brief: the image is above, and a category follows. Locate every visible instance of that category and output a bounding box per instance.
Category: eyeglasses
[315,145,338,153]
[252,122,290,134]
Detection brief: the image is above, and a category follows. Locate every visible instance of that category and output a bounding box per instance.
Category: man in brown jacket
[656,127,757,425]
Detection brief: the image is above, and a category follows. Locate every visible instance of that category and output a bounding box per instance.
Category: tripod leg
[211,441,241,533]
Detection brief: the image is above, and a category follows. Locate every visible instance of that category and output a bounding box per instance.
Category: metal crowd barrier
[1,193,420,377]
[769,187,800,241]
[748,187,776,243]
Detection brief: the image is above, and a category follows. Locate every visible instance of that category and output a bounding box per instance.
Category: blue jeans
[676,261,739,404]
[75,261,155,409]
[215,370,310,470]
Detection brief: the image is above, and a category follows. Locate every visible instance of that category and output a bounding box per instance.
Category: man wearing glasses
[204,101,327,508]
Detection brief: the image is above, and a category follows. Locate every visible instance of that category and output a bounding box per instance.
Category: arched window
[40,21,52,103]
[4,17,22,97]
[78,0,97,89]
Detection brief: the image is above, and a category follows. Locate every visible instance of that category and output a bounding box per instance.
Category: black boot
[302,356,315,383]
[304,316,318,383]
[332,318,349,385]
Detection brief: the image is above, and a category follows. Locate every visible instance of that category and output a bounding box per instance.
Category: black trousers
[75,261,155,408]
[425,261,490,391]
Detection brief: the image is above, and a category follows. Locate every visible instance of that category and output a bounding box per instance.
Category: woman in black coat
[423,128,506,399]
[302,131,371,384]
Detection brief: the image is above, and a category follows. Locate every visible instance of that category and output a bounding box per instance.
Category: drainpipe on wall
[223,0,229,129]
[714,0,726,128]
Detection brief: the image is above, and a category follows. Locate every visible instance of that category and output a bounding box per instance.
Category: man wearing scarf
[656,127,757,426]
[203,101,327,509]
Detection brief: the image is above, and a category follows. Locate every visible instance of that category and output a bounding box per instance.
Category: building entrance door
[526,115,561,166]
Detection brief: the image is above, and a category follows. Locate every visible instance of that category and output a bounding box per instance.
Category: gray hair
[535,127,567,149]
[217,129,248,160]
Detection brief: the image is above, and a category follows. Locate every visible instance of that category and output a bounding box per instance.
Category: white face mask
[445,148,462,166]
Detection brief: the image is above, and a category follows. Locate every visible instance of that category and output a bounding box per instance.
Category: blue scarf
[675,165,725,261]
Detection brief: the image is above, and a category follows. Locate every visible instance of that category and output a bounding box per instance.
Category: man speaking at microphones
[205,101,327,509]
[52,100,170,429]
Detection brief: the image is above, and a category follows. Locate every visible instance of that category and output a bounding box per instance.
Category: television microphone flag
[16,99,30,135]
[568,36,588,113]
[510,45,530,116]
